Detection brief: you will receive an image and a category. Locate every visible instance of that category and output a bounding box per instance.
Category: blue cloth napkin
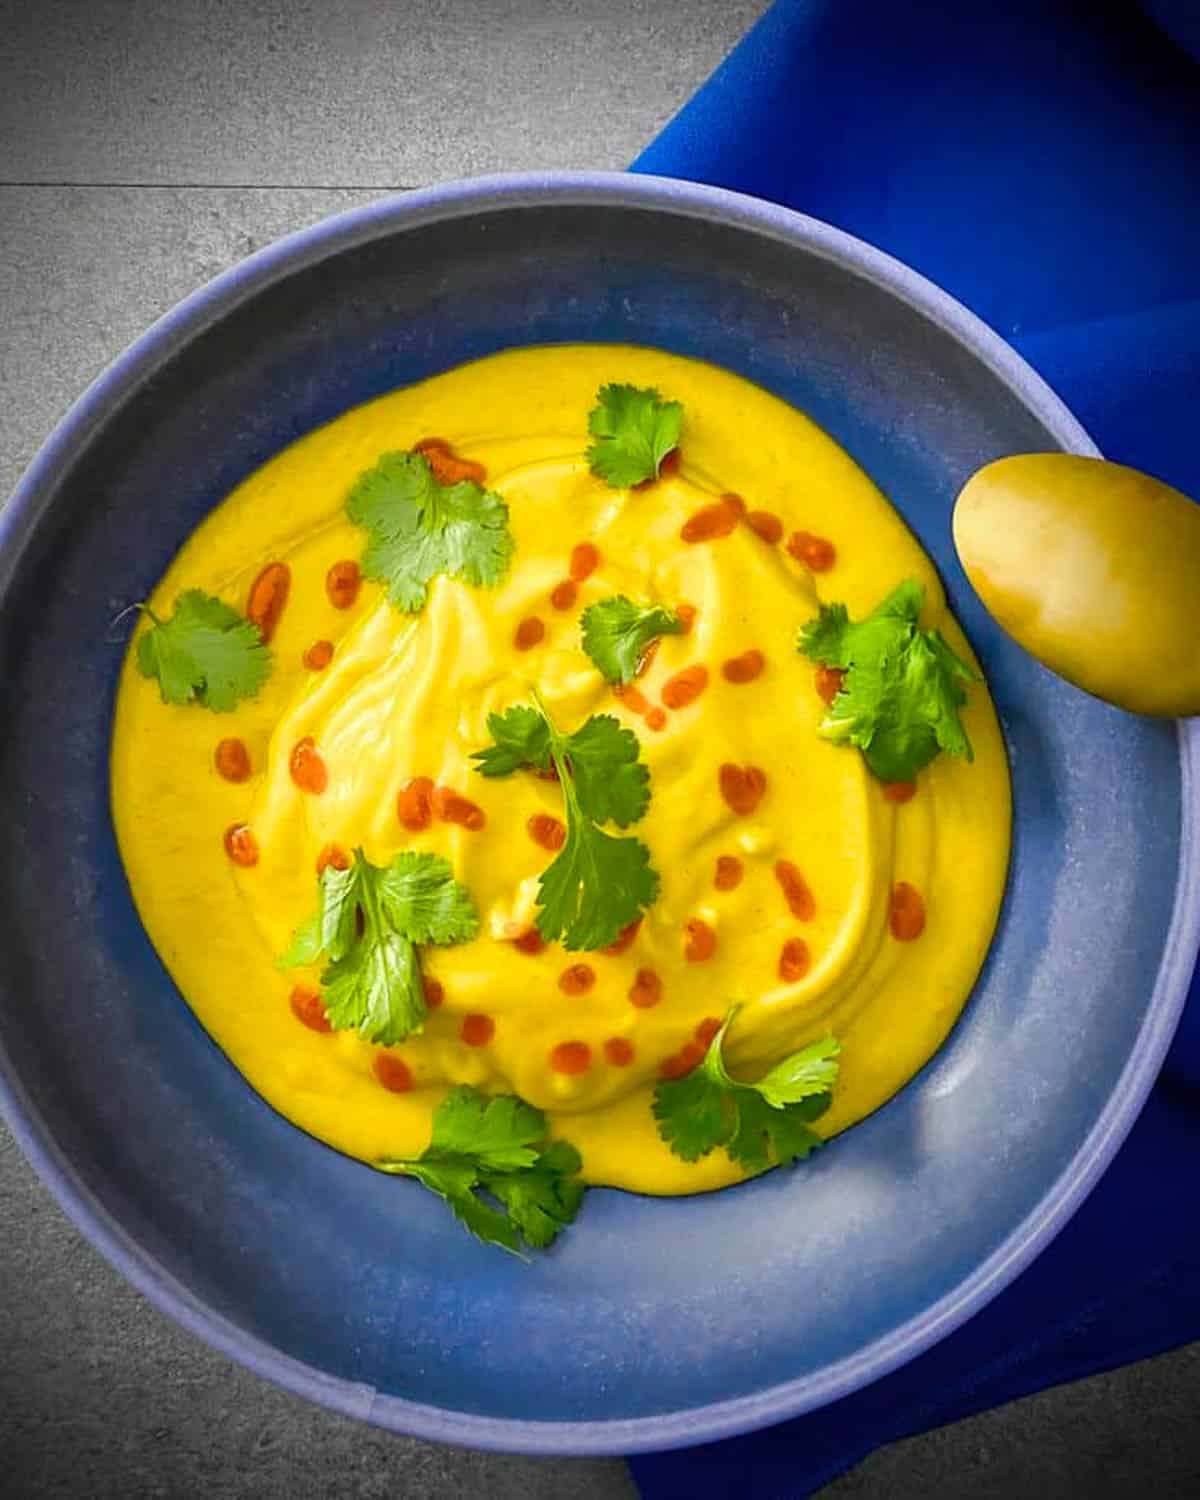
[628,2,1200,1493]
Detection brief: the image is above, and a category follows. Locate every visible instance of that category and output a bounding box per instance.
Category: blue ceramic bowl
[0,173,1196,1455]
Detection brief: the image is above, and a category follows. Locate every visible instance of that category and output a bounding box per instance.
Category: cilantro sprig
[279,850,478,1045]
[653,1006,840,1175]
[586,383,683,488]
[136,589,272,712]
[378,1086,584,1255]
[346,450,514,612]
[472,698,659,950]
[797,579,978,782]
[580,595,686,685]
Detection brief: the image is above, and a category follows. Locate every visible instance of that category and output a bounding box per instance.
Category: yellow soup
[111,345,1010,1195]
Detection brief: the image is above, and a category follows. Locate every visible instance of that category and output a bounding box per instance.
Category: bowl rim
[1,168,1196,1456]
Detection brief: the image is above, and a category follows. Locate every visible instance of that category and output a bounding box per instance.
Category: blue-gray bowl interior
[0,175,1194,1455]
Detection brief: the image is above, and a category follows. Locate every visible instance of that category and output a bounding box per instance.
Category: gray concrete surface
[1,3,1197,1497]
[0,0,764,185]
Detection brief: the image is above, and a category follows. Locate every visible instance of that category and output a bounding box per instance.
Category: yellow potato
[954,455,1200,718]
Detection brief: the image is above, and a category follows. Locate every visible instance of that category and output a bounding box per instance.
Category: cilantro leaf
[425,1087,544,1171]
[474,709,647,826]
[754,1033,842,1108]
[651,1066,733,1164]
[487,1140,586,1251]
[795,600,851,667]
[725,1090,829,1174]
[586,383,683,488]
[538,819,659,951]
[797,579,978,782]
[279,850,478,1045]
[135,589,271,712]
[402,1159,520,1249]
[580,595,685,685]
[322,926,424,1044]
[559,714,649,827]
[471,697,659,950]
[346,450,514,612]
[377,854,485,944]
[653,1006,840,1175]
[378,1086,585,1254]
[472,705,553,778]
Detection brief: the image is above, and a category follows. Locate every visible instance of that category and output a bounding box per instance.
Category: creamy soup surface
[111,345,1010,1196]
